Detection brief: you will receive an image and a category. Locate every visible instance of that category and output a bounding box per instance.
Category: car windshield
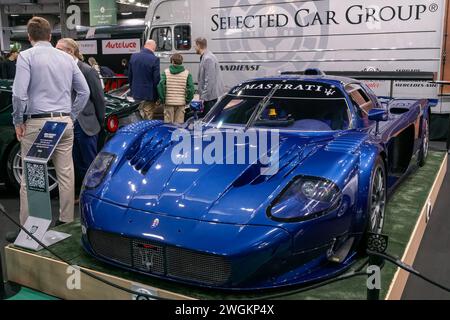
[204,80,351,131]
[108,85,129,98]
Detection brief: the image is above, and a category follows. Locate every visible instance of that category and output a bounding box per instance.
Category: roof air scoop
[280,68,326,76]
[304,68,325,76]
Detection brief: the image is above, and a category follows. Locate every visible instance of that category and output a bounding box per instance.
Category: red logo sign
[102,39,140,54]
[105,41,137,49]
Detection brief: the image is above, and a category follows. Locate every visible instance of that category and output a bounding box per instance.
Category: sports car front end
[80,130,363,289]
[80,77,374,289]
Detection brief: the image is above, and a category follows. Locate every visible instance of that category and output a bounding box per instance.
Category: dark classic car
[0,79,140,192]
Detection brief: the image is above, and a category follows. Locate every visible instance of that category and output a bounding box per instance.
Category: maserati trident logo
[151,218,160,228]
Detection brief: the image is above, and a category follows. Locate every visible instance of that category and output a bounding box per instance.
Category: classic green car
[0,79,140,192]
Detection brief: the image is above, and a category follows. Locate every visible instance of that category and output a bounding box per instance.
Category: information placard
[26,121,68,162]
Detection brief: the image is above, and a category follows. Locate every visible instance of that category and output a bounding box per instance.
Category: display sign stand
[14,121,71,251]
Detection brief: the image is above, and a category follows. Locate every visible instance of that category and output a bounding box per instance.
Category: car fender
[83,120,163,200]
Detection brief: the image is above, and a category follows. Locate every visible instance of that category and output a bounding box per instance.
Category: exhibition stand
[14,121,71,252]
[2,151,448,300]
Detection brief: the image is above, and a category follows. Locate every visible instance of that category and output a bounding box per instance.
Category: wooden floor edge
[385,153,448,300]
[5,154,448,300]
[5,246,196,300]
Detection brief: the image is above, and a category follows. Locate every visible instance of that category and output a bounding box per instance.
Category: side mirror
[189,100,203,113]
[188,100,204,121]
[368,108,388,122]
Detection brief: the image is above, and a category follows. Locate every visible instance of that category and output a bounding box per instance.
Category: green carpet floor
[6,151,447,300]
[7,287,58,300]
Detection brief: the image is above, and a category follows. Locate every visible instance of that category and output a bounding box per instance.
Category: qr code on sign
[26,162,46,192]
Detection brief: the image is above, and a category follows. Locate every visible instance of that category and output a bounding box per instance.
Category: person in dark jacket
[56,38,106,184]
[129,40,161,119]
[2,48,19,79]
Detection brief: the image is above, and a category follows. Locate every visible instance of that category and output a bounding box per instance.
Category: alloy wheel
[13,150,59,192]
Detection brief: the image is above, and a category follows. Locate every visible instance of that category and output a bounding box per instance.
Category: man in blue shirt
[11,17,90,229]
[129,40,161,119]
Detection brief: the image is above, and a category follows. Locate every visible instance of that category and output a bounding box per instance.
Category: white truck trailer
[143,0,449,112]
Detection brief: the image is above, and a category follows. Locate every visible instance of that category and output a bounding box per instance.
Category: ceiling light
[121,12,133,15]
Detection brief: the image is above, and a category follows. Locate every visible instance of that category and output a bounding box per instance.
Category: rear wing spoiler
[280,70,436,81]
[280,70,436,98]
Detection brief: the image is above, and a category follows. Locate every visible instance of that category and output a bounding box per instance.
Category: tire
[359,156,387,252]
[418,117,429,167]
[6,142,59,195]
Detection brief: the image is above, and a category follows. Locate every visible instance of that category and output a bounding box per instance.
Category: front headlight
[268,176,341,222]
[83,152,116,189]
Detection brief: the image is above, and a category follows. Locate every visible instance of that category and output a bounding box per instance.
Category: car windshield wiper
[244,87,279,131]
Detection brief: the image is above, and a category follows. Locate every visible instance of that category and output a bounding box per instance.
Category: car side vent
[129,130,174,174]
[325,134,366,153]
[232,144,306,186]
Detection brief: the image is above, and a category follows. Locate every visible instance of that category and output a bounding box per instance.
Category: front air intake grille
[132,239,165,275]
[88,230,132,267]
[166,246,232,286]
[87,229,232,286]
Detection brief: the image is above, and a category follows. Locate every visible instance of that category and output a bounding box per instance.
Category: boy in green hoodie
[157,53,195,123]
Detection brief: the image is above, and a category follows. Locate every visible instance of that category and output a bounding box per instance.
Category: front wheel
[368,158,387,234]
[359,157,387,253]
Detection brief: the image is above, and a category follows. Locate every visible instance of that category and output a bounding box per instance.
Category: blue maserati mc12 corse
[80,71,435,290]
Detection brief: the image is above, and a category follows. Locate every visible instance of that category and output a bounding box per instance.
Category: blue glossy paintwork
[80,75,434,289]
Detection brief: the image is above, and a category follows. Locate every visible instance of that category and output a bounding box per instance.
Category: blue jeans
[73,121,98,182]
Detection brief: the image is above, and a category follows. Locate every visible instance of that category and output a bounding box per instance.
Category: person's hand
[15,124,26,141]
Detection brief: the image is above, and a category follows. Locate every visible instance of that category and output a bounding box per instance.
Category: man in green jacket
[157,53,195,123]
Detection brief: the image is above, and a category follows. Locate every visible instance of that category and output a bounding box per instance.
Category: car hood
[98,125,341,225]
[104,94,135,116]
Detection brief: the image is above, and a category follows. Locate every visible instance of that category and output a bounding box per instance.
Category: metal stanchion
[0,203,20,300]
[0,251,6,299]
[0,250,19,299]
[367,254,383,300]
[366,233,389,301]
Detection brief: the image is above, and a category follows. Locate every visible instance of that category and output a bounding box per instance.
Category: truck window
[174,25,191,50]
[150,27,172,52]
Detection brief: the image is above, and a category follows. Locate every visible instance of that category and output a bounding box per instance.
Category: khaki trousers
[20,116,75,225]
[164,105,185,124]
[138,101,159,120]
